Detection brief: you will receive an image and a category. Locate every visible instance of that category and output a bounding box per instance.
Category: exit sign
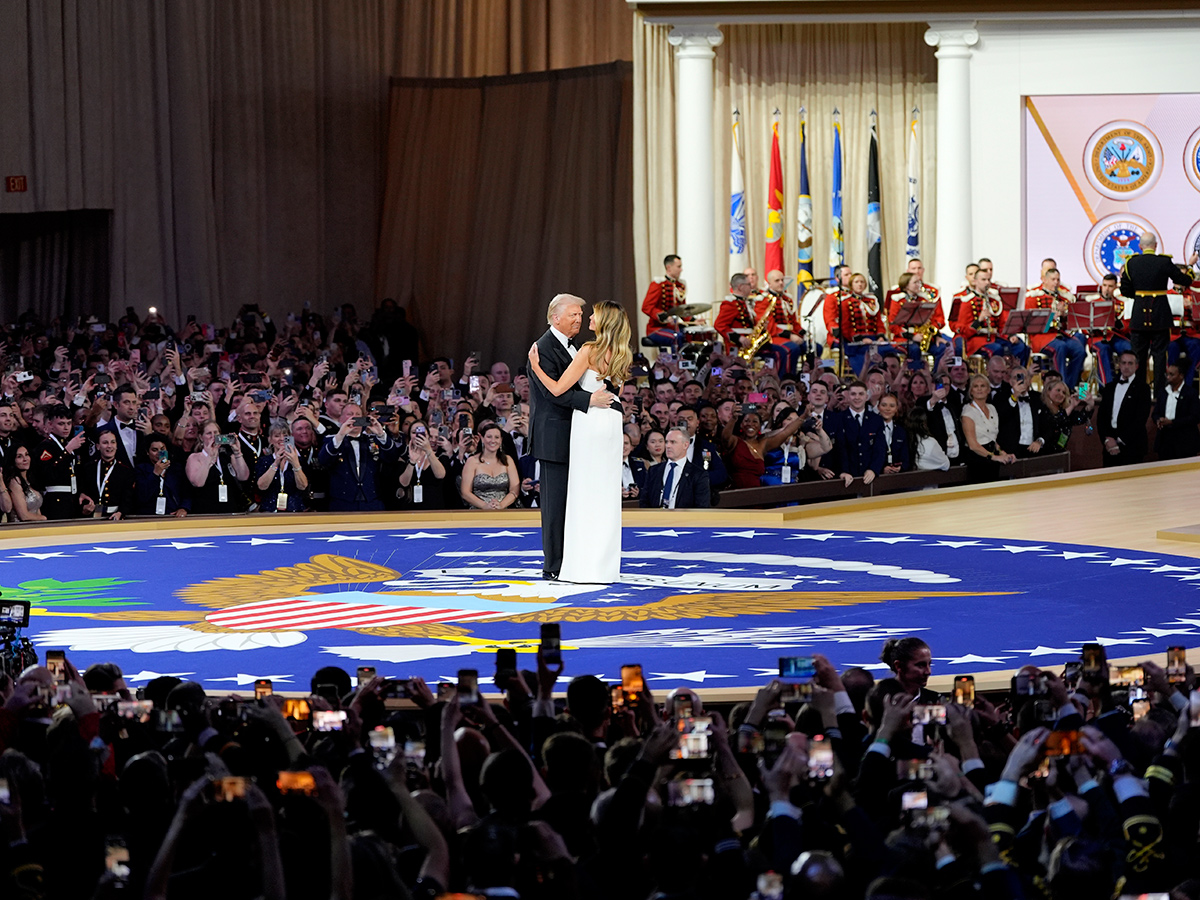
[5,176,27,192]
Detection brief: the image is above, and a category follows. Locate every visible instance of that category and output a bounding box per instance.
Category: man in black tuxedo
[1153,363,1200,460]
[1097,351,1152,466]
[1120,231,1197,398]
[94,383,143,469]
[640,428,710,509]
[528,294,613,579]
[996,366,1045,457]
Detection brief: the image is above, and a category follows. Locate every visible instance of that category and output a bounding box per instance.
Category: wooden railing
[623,452,1071,510]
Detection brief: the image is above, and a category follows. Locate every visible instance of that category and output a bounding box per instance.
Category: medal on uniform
[276,492,288,511]
[156,495,167,516]
[218,483,228,504]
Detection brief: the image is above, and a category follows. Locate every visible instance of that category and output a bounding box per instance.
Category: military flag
[729,109,748,274]
[765,113,785,276]
[867,110,883,295]
[796,107,814,280]
[906,107,920,259]
[830,109,845,279]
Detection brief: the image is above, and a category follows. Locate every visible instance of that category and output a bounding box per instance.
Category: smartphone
[807,734,834,781]
[495,648,517,688]
[669,715,712,760]
[352,667,375,689]
[0,777,9,805]
[1082,643,1105,682]
[763,722,789,768]
[900,758,935,781]
[540,623,561,666]
[666,777,715,807]
[353,416,371,428]
[747,392,769,404]
[953,675,975,708]
[1044,730,1083,757]
[313,710,347,732]
[621,664,644,703]
[469,376,481,393]
[255,679,273,699]
[1168,646,1187,684]
[45,650,67,684]
[282,698,311,722]
[276,771,316,796]
[213,776,247,802]
[116,699,154,723]
[1109,665,1144,687]
[379,679,410,700]
[1191,692,1200,728]
[779,655,815,701]
[1062,661,1083,688]
[912,704,947,726]
[457,669,479,705]
[901,790,928,812]
[1077,384,1088,400]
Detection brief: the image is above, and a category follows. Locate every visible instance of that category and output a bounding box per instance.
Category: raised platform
[5,459,1200,701]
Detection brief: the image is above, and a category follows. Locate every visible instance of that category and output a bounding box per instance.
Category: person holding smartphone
[1037,378,1095,452]
[399,423,448,509]
[318,404,400,511]
[255,419,309,512]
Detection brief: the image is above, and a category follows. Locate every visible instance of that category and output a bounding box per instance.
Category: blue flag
[797,109,813,278]
[867,111,883,296]
[830,110,844,280]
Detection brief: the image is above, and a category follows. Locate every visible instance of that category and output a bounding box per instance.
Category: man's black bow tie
[119,422,136,430]
[1118,378,1130,384]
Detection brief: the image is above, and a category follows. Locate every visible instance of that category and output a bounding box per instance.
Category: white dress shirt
[550,326,577,359]
[1111,379,1132,429]
[1164,384,1181,421]
[661,459,683,509]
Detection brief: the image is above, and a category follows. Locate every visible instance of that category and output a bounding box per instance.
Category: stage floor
[5,459,1200,700]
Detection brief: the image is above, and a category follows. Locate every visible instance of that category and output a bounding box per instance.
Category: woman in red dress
[719,405,808,489]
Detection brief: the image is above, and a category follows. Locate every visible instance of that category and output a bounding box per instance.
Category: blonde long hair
[584,300,632,385]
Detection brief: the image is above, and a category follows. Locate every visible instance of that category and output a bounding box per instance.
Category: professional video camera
[0,597,36,680]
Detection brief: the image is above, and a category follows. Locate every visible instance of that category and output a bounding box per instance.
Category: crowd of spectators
[2,635,1198,899]
[0,294,1182,524]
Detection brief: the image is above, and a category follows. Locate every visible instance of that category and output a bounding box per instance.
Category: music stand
[1003,308,1054,337]
[997,287,1021,312]
[1067,300,1114,333]
[891,301,938,330]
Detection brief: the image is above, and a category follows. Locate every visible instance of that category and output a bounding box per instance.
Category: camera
[778,655,815,701]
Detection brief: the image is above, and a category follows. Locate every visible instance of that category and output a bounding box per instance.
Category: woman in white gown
[528,300,631,584]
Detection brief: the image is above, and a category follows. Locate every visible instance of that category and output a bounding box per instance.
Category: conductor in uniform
[1120,232,1197,398]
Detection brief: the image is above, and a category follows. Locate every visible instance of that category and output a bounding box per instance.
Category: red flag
[764,121,784,276]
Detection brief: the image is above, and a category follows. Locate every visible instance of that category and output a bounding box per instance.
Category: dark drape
[0,211,111,324]
[376,61,635,373]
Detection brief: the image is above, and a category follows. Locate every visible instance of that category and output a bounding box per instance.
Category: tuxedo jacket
[996,390,1044,451]
[832,408,887,477]
[639,458,711,509]
[527,329,592,465]
[623,455,648,491]
[1154,385,1200,459]
[95,417,142,469]
[1098,378,1152,458]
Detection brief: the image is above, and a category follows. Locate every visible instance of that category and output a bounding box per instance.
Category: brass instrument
[739,293,777,362]
[915,319,938,354]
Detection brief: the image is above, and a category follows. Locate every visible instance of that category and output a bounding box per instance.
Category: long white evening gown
[558,369,623,584]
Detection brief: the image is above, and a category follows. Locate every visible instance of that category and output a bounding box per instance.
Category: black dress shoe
[542,571,558,581]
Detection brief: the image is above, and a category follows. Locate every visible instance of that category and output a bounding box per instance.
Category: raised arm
[528,343,591,397]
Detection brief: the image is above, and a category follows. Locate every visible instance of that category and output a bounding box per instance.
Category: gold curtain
[634,18,938,319]
[395,0,633,77]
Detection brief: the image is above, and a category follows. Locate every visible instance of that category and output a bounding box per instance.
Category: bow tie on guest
[1118,378,1130,384]
[119,421,137,430]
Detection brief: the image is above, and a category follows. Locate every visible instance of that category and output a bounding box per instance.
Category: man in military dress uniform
[714,273,758,353]
[754,269,805,374]
[887,268,951,368]
[952,269,1027,364]
[641,254,689,349]
[33,404,88,519]
[1025,268,1086,388]
[1120,232,1197,398]
[1089,274,1132,387]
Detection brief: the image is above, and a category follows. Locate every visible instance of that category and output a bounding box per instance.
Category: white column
[924,22,978,291]
[668,25,723,312]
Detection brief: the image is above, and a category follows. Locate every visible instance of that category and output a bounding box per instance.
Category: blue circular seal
[1084,121,1162,200]
[1084,214,1157,283]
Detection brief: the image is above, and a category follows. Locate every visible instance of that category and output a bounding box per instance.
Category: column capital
[924,21,979,56]
[668,25,724,59]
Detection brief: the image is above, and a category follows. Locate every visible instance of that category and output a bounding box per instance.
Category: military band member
[742,266,760,294]
[1029,257,1072,293]
[641,254,689,348]
[1089,274,1133,387]
[886,268,951,368]
[838,273,886,377]
[952,269,1028,364]
[1120,232,1198,398]
[714,273,759,352]
[33,404,87,520]
[1025,268,1087,388]
[822,265,853,345]
[754,269,804,374]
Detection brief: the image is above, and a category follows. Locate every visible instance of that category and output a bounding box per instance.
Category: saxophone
[739,293,778,362]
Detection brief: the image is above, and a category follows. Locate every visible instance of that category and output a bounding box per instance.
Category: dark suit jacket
[688,434,728,488]
[318,434,401,510]
[1121,252,1194,331]
[834,409,887,477]
[1098,378,1152,460]
[623,455,648,491]
[527,329,591,464]
[1154,385,1200,459]
[639,458,711,509]
[996,390,1044,453]
[94,417,141,469]
[880,420,911,471]
[78,458,136,517]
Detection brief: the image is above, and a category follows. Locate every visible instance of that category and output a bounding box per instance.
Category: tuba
[739,293,777,362]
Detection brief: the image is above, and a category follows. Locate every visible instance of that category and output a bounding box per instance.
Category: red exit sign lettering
[5,176,27,193]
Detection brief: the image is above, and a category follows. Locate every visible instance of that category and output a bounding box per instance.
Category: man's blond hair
[547,293,585,324]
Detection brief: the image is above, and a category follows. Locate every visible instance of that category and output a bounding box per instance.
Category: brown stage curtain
[395,0,633,77]
[376,61,635,373]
